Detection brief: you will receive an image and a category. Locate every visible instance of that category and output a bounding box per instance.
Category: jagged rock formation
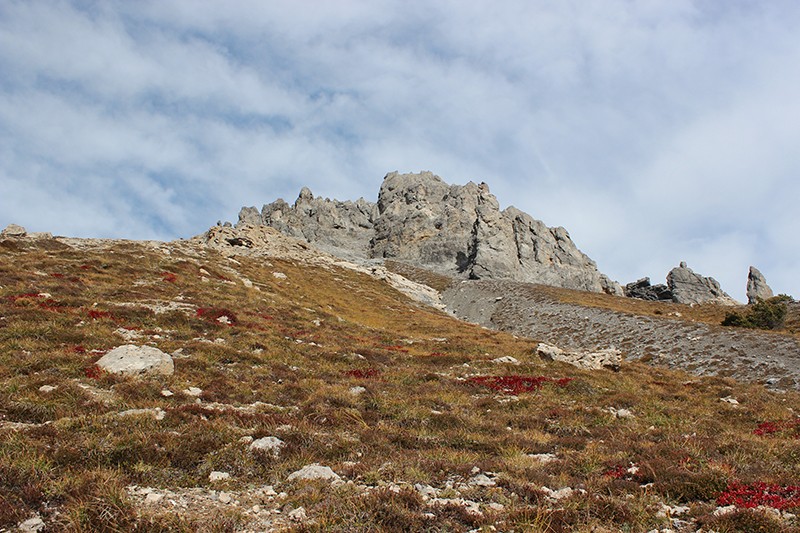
[625,262,739,306]
[239,171,623,295]
[241,187,378,261]
[747,266,774,304]
[666,262,739,306]
[623,277,672,301]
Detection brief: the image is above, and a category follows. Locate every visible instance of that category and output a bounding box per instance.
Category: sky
[1,0,798,302]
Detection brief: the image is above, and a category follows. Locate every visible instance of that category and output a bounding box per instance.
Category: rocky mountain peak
[239,171,623,295]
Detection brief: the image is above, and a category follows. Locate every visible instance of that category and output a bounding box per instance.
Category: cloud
[0,0,798,300]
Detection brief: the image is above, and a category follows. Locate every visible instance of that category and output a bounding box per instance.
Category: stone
[537,342,622,371]
[95,345,174,376]
[1,223,27,238]
[239,172,624,295]
[249,436,285,457]
[184,387,203,397]
[287,463,341,482]
[218,491,232,504]
[491,356,520,365]
[469,474,496,487]
[624,277,673,301]
[288,506,308,522]
[667,262,739,306]
[38,385,57,393]
[747,266,774,304]
[17,516,45,532]
[209,471,231,482]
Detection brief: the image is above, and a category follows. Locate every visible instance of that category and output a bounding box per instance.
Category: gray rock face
[1,223,27,237]
[667,262,739,306]
[746,266,774,304]
[241,187,378,260]
[239,171,623,295]
[95,345,175,376]
[624,277,673,301]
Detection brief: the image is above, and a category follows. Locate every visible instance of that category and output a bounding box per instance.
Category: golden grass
[1,239,799,531]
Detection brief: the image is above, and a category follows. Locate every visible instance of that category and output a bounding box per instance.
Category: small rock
[607,407,635,419]
[218,491,232,504]
[239,436,254,444]
[161,389,174,397]
[144,493,163,504]
[528,453,558,464]
[469,474,496,487]
[249,436,285,457]
[288,506,307,522]
[184,386,203,397]
[38,385,57,393]
[349,386,366,395]
[414,483,437,500]
[491,356,520,365]
[17,515,44,532]
[287,464,340,482]
[273,272,287,279]
[209,471,231,482]
[720,396,739,405]
[95,345,174,376]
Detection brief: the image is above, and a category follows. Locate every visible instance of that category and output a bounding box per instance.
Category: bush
[722,295,792,330]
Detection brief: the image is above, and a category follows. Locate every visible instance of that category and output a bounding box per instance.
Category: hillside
[2,229,800,532]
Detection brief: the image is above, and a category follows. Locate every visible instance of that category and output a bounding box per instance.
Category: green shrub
[722,295,792,330]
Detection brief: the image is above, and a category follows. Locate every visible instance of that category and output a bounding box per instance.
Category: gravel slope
[443,280,800,390]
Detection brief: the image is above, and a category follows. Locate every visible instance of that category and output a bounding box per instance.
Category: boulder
[537,342,622,371]
[667,262,738,306]
[1,223,27,238]
[287,464,341,482]
[624,277,672,301]
[746,266,774,304]
[95,345,174,376]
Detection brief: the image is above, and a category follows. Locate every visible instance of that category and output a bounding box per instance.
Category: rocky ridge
[239,171,623,295]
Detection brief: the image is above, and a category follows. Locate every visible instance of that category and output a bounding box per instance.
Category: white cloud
[0,0,798,300]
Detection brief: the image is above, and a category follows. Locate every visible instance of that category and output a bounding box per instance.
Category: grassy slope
[1,238,799,532]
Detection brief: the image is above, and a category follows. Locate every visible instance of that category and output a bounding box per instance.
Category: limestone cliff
[239,171,623,295]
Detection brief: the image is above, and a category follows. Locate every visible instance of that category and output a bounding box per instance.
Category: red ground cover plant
[161,272,178,283]
[717,482,800,510]
[87,309,112,320]
[6,292,45,303]
[84,364,106,380]
[196,307,238,326]
[71,345,87,354]
[603,463,640,481]
[467,375,573,395]
[753,418,800,438]
[344,368,381,379]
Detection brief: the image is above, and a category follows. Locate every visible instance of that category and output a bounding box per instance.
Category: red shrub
[467,375,571,395]
[196,307,238,326]
[84,365,106,380]
[7,292,45,303]
[718,482,800,510]
[753,419,800,438]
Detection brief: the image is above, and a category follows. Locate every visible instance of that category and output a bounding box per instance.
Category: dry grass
[1,238,799,531]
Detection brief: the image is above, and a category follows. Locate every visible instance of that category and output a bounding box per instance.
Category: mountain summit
[239,171,623,295]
